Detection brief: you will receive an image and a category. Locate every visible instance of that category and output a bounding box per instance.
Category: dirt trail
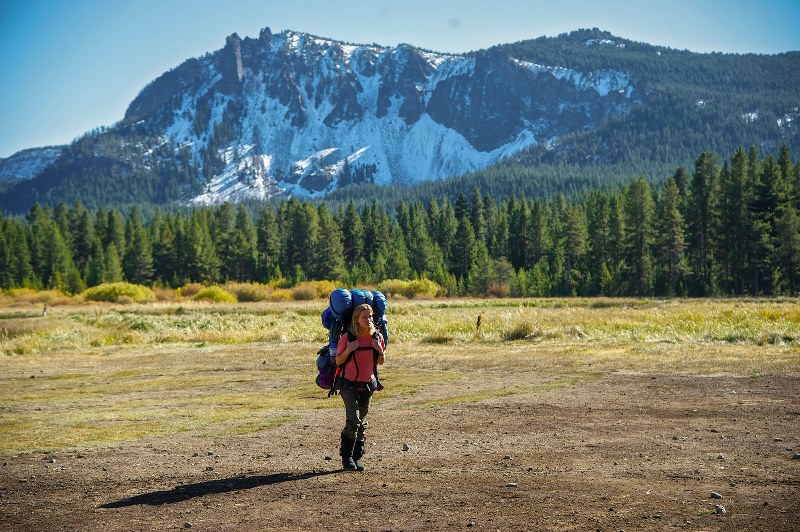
[2,373,799,531]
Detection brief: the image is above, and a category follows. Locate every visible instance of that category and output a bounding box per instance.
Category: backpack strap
[341,331,383,384]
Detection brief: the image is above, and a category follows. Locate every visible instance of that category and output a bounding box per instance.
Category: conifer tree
[405,202,439,277]
[749,156,785,294]
[622,176,655,295]
[54,203,72,250]
[94,206,108,248]
[687,151,720,295]
[548,195,567,295]
[672,166,690,213]
[528,201,551,269]
[43,227,83,293]
[529,259,552,296]
[454,192,469,222]
[362,201,392,267]
[395,201,411,234]
[256,207,281,282]
[507,197,529,270]
[280,197,318,281]
[606,193,625,289]
[489,198,509,260]
[185,213,220,283]
[311,204,345,281]
[26,204,54,284]
[4,219,34,288]
[68,201,95,273]
[586,192,611,295]
[561,204,588,296]
[466,240,494,296]
[383,223,411,279]
[470,187,487,244]
[104,210,126,264]
[84,237,106,287]
[230,205,257,282]
[123,208,154,284]
[718,149,750,294]
[341,200,364,266]
[0,215,10,289]
[451,216,477,282]
[775,205,800,294]
[104,243,124,283]
[152,212,179,285]
[656,178,687,296]
[214,202,237,281]
[429,199,458,267]
[778,145,793,198]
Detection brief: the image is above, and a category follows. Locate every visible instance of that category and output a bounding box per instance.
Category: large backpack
[315,288,388,396]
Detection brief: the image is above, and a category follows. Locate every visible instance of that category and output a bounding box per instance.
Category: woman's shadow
[99,470,340,508]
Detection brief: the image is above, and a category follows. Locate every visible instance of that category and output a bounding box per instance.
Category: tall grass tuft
[503,321,537,341]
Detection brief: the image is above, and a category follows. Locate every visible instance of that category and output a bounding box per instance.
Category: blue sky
[1,0,798,158]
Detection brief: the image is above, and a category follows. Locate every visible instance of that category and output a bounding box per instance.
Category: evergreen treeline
[2,146,798,297]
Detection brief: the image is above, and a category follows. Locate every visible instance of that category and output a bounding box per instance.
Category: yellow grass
[0,297,798,454]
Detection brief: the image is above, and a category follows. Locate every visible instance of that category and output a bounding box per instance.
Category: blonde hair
[348,303,375,337]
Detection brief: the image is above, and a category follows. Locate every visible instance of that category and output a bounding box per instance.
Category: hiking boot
[353,440,366,471]
[340,434,357,471]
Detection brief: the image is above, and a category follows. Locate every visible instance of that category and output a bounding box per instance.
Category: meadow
[1,297,799,453]
[1,296,799,530]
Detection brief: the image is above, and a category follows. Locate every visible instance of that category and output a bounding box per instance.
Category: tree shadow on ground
[99,470,340,508]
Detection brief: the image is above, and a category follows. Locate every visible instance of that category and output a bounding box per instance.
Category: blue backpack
[316,288,389,395]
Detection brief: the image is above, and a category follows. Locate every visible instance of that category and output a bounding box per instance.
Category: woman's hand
[347,339,359,354]
[371,337,384,354]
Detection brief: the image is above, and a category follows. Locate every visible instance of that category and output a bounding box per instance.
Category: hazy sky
[1,0,798,158]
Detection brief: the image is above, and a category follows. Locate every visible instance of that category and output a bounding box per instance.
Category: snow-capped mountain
[1,27,796,212]
[119,28,636,204]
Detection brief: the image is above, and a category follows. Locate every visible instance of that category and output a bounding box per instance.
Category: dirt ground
[2,372,799,531]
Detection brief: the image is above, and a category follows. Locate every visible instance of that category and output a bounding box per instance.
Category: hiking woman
[335,303,385,471]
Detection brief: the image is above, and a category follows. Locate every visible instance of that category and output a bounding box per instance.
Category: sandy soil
[2,373,799,531]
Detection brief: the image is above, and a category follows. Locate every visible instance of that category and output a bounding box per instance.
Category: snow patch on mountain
[777,108,798,131]
[585,38,625,48]
[742,111,759,123]
[513,58,632,97]
[0,147,64,181]
[191,144,283,205]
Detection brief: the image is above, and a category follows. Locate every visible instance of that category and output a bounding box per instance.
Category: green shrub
[378,278,441,299]
[83,282,156,304]
[193,286,237,303]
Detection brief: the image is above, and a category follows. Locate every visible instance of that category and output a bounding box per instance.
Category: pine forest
[2,146,799,298]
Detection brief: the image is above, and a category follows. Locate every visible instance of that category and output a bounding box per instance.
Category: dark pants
[340,387,372,441]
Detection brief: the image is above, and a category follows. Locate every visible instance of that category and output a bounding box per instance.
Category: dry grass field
[1,297,799,530]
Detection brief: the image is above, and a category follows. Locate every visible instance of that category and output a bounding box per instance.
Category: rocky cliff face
[0,28,644,206]
[117,27,637,203]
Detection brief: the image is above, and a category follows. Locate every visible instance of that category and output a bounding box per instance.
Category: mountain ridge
[0,27,797,213]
